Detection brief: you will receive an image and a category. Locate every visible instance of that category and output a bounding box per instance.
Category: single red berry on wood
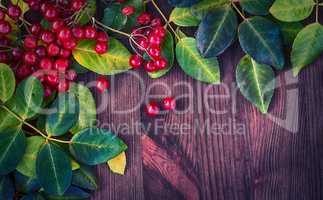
[54,58,70,71]
[57,80,70,93]
[24,36,37,49]
[129,54,143,69]
[137,12,151,25]
[147,46,161,59]
[122,6,135,16]
[39,58,53,70]
[8,5,21,20]
[96,31,108,43]
[96,76,109,93]
[144,61,157,72]
[162,97,176,110]
[144,101,160,117]
[41,31,55,44]
[84,26,97,39]
[72,26,84,39]
[95,42,108,54]
[0,21,12,35]
[155,57,168,70]
[47,43,60,57]
[23,51,37,65]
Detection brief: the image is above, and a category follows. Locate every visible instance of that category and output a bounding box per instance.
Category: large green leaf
[196,5,237,57]
[0,176,14,200]
[169,0,201,7]
[0,128,26,175]
[0,63,15,103]
[240,0,273,15]
[169,8,200,27]
[238,16,285,69]
[191,0,230,19]
[269,0,315,22]
[72,165,98,190]
[69,128,127,165]
[102,5,127,31]
[236,55,275,114]
[9,76,44,120]
[176,37,220,84]
[69,83,96,134]
[16,136,45,178]
[72,39,131,75]
[291,23,323,76]
[148,31,175,78]
[14,171,41,193]
[21,193,45,200]
[42,186,90,200]
[46,93,80,136]
[75,0,96,25]
[36,142,72,195]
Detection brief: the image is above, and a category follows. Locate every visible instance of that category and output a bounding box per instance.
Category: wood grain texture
[90,1,323,200]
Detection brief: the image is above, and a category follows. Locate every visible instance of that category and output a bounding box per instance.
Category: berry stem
[0,104,71,144]
[231,1,246,20]
[93,18,131,38]
[150,0,180,40]
[315,0,319,22]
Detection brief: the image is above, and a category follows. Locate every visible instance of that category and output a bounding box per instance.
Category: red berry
[153,26,166,38]
[148,46,161,59]
[129,54,143,69]
[96,32,108,43]
[0,52,8,63]
[57,27,72,42]
[35,46,47,58]
[144,101,160,117]
[57,80,70,93]
[12,48,23,60]
[30,23,42,35]
[155,57,168,70]
[46,73,59,86]
[137,38,149,50]
[137,12,151,25]
[62,38,77,50]
[84,26,97,39]
[47,43,60,57]
[96,76,109,93]
[44,5,58,21]
[16,65,32,79]
[95,42,108,54]
[44,86,52,98]
[52,20,65,33]
[23,51,37,65]
[40,3,49,13]
[39,58,53,70]
[29,0,41,11]
[72,27,84,39]
[144,61,157,72]
[0,9,5,21]
[66,70,77,81]
[71,0,85,11]
[122,6,135,16]
[162,97,176,110]
[24,36,37,49]
[59,49,71,58]
[54,58,70,71]
[0,21,11,35]
[148,33,163,46]
[8,5,21,20]
[151,17,162,27]
[41,31,55,44]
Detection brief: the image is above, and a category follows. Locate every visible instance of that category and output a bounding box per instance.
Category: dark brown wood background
[86,2,323,200]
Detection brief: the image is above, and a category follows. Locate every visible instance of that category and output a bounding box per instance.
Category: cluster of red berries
[128,12,168,73]
[0,0,110,98]
[145,97,176,117]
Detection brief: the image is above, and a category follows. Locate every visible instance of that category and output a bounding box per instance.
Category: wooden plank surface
[90,2,323,200]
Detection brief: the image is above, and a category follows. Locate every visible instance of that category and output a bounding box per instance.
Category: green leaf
[46,93,80,136]
[169,0,201,7]
[72,39,131,75]
[107,151,126,175]
[0,107,21,131]
[16,136,45,178]
[0,128,26,175]
[75,0,96,26]
[291,23,323,76]
[236,55,275,114]
[42,186,90,200]
[240,0,273,15]
[102,5,128,31]
[148,31,175,78]
[276,21,303,46]
[21,193,45,200]
[196,5,237,57]
[69,128,128,165]
[70,58,89,74]
[0,176,14,200]
[169,8,200,27]
[36,142,72,195]
[14,171,41,193]
[69,83,96,134]
[238,16,285,69]
[191,0,230,19]
[0,63,15,103]
[12,0,29,14]
[269,0,315,22]
[176,37,220,84]
[72,165,98,190]
[9,76,44,120]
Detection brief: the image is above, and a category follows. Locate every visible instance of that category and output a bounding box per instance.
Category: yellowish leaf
[107,152,126,175]
[71,159,80,171]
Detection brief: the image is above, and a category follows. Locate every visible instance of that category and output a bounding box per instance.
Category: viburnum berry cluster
[128,12,168,73]
[1,0,109,97]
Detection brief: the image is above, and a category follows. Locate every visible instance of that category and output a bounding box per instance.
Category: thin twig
[231,1,246,20]
[93,18,131,38]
